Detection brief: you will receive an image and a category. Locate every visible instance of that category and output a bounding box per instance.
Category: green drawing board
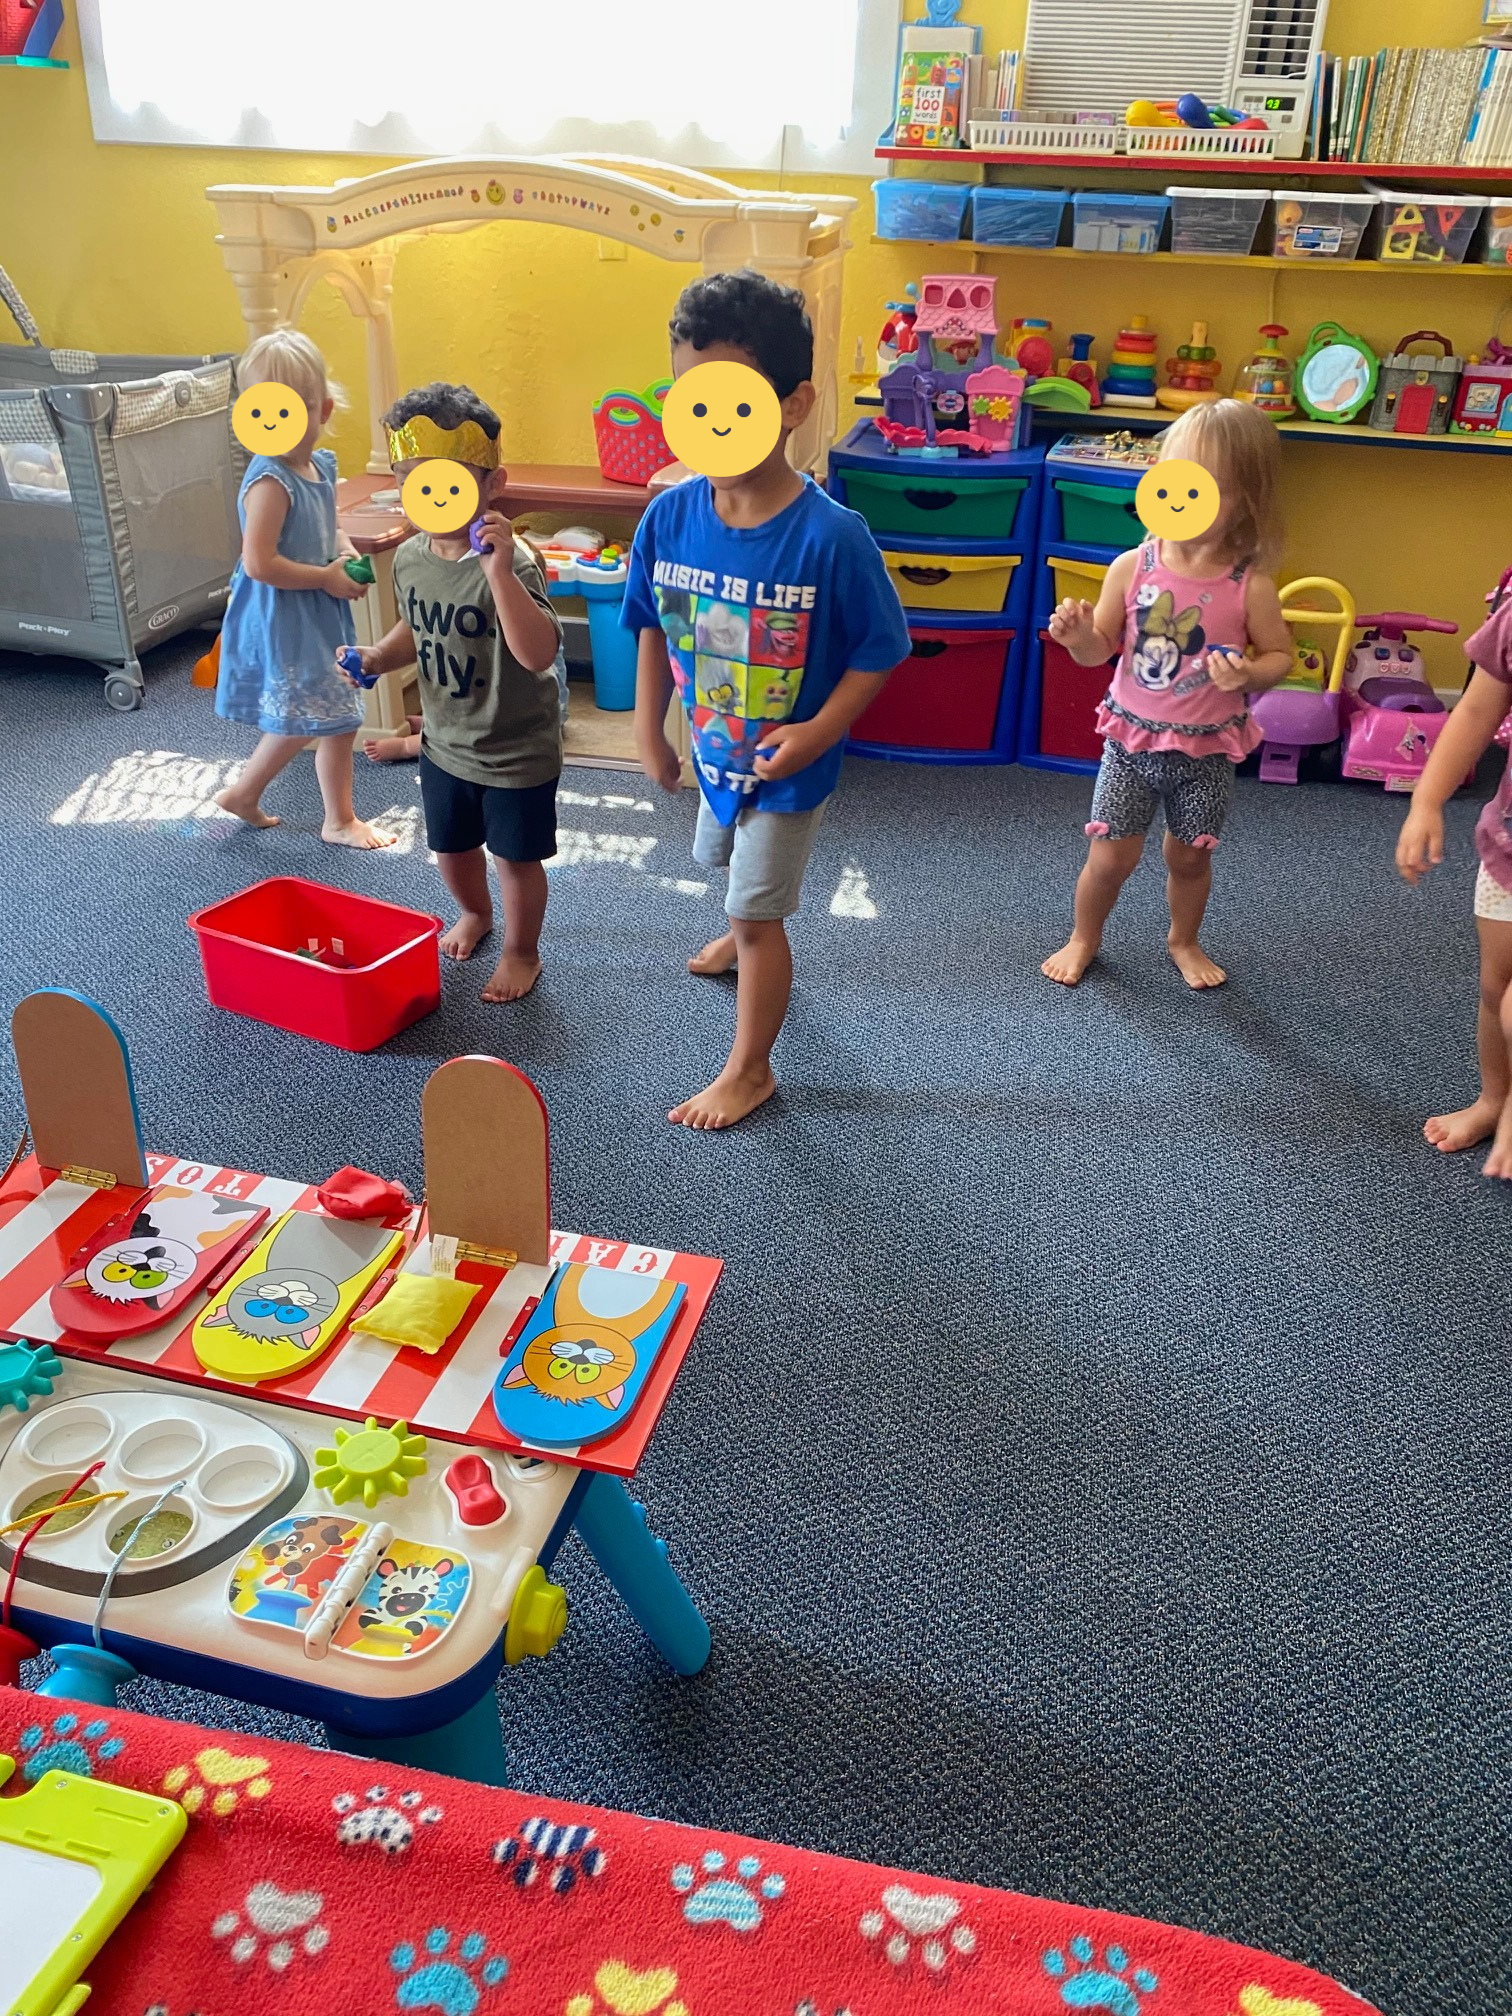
[0,1751,185,2016]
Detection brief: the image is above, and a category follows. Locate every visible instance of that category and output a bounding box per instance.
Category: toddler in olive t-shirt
[341,383,563,1004]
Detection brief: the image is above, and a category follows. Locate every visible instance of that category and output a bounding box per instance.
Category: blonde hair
[237,329,340,419]
[1157,398,1283,572]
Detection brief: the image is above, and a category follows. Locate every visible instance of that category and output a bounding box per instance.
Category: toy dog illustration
[259,1517,357,1601]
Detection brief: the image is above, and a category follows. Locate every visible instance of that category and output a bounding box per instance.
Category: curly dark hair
[381,381,501,440]
[668,270,814,399]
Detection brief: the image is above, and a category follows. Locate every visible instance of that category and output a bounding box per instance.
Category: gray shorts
[1087,739,1235,850]
[693,797,826,921]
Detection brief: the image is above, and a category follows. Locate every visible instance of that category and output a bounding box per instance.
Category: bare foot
[1483,1108,1512,1180]
[439,912,492,961]
[1424,1096,1503,1154]
[669,1065,775,1131]
[1169,938,1227,989]
[322,818,396,851]
[482,951,542,1003]
[214,788,279,829]
[689,932,738,977]
[1042,936,1098,986]
[364,733,420,763]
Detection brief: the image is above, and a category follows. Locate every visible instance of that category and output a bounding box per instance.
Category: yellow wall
[1,0,1506,681]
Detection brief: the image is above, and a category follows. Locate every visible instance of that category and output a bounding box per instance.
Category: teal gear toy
[0,1339,64,1414]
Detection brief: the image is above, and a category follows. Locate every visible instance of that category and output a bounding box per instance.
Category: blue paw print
[18,1713,125,1784]
[390,1928,508,2014]
[1043,1937,1159,2016]
[670,1849,786,1933]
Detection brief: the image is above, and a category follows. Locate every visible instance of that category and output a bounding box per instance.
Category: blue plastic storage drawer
[971,185,1069,247]
[874,179,970,242]
[1071,192,1170,254]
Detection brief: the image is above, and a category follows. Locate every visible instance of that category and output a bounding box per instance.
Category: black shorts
[418,753,558,863]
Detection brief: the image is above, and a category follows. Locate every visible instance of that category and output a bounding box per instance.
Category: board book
[0,1153,721,1481]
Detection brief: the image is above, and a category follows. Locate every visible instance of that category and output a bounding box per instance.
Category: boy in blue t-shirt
[624,270,910,1130]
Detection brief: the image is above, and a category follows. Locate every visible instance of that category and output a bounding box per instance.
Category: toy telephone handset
[0,1752,185,2016]
[191,1208,405,1383]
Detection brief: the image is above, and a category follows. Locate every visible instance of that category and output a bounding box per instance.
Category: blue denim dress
[216,449,362,738]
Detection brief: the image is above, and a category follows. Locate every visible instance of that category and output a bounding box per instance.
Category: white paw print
[333,1782,443,1854]
[212,1880,331,1970]
[859,1884,977,1973]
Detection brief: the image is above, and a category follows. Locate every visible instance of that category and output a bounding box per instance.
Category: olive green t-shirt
[392,534,563,790]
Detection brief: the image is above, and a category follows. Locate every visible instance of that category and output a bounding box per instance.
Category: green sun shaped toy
[0,1340,64,1415]
[313,1417,428,1508]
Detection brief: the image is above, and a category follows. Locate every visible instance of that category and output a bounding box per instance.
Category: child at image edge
[341,382,564,1002]
[214,331,392,848]
[1044,399,1294,990]
[1397,569,1512,1179]
[625,271,911,1130]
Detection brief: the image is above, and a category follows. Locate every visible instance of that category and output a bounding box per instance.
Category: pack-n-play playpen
[0,266,243,711]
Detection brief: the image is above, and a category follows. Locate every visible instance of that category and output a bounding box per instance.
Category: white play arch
[207,155,857,474]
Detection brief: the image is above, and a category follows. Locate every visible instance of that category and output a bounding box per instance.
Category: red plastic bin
[188,877,443,1052]
[853,625,1014,752]
[1038,632,1113,764]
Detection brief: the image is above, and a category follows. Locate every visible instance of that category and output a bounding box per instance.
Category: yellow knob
[505,1565,568,1665]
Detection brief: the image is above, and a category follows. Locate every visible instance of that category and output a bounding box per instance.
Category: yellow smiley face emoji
[1135,459,1221,541]
[399,459,480,535]
[231,382,309,457]
[661,361,782,480]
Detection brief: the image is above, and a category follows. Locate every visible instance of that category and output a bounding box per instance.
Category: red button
[445,1454,507,1527]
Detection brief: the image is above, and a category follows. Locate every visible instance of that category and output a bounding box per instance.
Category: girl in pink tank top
[1042,400,1295,991]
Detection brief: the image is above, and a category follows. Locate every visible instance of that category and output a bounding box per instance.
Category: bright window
[76,0,900,172]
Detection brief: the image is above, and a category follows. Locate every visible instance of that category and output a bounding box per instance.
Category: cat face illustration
[504,1323,638,1410]
[204,1269,341,1349]
[83,1234,197,1306]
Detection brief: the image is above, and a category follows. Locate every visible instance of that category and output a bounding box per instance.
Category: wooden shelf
[847,400,1512,455]
[876,147,1512,183]
[869,237,1512,275]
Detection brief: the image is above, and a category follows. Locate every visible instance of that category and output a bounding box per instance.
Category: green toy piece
[0,1340,63,1415]
[313,1416,428,1507]
[343,554,376,586]
[0,1752,185,2016]
[505,1563,568,1666]
[1295,320,1379,425]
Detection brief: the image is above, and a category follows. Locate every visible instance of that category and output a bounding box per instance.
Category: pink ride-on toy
[1251,577,1356,784]
[1339,612,1460,791]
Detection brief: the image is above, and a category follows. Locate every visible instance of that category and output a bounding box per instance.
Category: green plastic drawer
[1055,479,1144,551]
[843,469,1029,539]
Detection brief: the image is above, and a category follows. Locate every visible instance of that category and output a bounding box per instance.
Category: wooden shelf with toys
[869,237,1512,276]
[877,149,1512,185]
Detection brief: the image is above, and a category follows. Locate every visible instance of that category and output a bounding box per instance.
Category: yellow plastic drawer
[883,550,1021,612]
[1050,555,1111,606]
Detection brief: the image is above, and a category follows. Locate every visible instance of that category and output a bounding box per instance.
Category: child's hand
[336,644,379,687]
[1205,648,1251,693]
[322,558,368,602]
[753,719,829,781]
[1048,597,1099,652]
[474,509,513,558]
[1396,801,1445,883]
[640,733,683,794]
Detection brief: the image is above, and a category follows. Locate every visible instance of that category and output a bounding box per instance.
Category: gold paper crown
[384,413,500,469]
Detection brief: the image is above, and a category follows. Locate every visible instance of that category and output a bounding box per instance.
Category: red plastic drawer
[853,625,1013,752]
[188,877,443,1052]
[1038,632,1112,763]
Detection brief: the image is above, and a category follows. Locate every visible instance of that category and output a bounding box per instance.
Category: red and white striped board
[0,1154,720,1481]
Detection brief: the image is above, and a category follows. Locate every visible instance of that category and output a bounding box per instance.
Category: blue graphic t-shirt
[622,475,910,823]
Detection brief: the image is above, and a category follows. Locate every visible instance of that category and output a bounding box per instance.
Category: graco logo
[147,604,180,631]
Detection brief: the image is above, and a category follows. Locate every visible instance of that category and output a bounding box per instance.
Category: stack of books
[1315,42,1512,165]
[891,14,982,149]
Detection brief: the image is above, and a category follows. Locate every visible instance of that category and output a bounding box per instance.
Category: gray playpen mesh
[0,267,245,706]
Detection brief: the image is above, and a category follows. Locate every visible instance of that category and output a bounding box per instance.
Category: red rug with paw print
[0,1687,1380,2016]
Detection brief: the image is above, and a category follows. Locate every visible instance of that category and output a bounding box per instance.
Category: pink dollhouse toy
[877,274,1026,455]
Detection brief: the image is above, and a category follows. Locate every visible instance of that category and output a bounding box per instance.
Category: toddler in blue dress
[214,331,393,849]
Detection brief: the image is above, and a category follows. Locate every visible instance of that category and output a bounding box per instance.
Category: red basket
[188,877,442,1052]
[592,382,677,486]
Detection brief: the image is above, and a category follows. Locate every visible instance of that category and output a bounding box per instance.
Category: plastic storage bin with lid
[1167,186,1269,257]
[1373,189,1489,266]
[1271,191,1376,260]
[873,180,970,242]
[970,186,1069,248]
[1482,202,1512,268]
[1071,192,1170,254]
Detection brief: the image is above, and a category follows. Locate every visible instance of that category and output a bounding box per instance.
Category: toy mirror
[1296,323,1378,424]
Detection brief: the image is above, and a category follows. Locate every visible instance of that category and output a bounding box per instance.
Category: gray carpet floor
[2,640,1507,2016]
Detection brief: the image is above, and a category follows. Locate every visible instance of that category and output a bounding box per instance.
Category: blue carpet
[2,642,1507,2016]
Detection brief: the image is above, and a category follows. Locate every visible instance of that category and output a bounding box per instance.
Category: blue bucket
[578,576,638,711]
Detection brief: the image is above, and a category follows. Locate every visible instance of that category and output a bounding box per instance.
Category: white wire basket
[966,119,1124,154]
[1124,128,1277,158]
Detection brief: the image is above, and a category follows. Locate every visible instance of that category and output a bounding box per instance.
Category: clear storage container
[1166,186,1269,257]
[1373,189,1489,266]
[970,185,1069,248]
[1270,192,1376,261]
[1071,192,1170,254]
[873,180,971,242]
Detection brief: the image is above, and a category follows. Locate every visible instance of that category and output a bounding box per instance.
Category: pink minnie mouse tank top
[1097,539,1263,762]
